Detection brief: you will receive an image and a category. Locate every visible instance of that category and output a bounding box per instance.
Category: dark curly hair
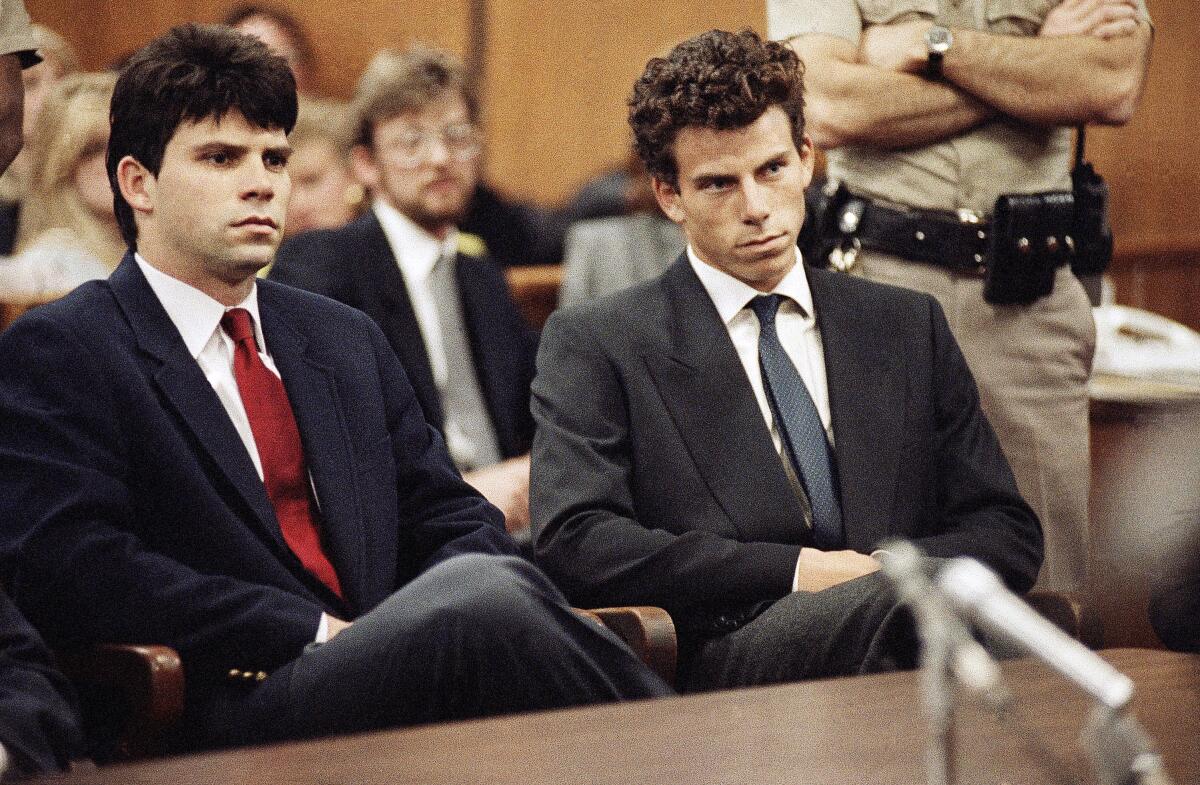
[628,29,805,189]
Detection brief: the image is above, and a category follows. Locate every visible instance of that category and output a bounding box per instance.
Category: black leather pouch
[984,191,1074,305]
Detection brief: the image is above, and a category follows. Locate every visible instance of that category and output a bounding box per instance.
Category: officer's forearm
[788,35,993,151]
[945,22,1152,126]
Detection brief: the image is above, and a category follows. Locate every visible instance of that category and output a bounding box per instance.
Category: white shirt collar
[134,252,264,357]
[373,199,459,282]
[686,245,815,326]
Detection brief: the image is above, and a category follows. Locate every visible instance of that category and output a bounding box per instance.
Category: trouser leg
[680,571,915,692]
[199,553,671,747]
[857,254,1094,593]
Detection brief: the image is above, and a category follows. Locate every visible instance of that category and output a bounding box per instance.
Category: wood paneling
[23,0,471,99]
[19,0,1200,258]
[1109,237,1200,332]
[1087,1,1200,247]
[481,0,763,205]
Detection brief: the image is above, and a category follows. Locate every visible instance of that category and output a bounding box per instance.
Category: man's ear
[798,133,817,189]
[350,144,380,191]
[116,155,155,217]
[652,176,685,224]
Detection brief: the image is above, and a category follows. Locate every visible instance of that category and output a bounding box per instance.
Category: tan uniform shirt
[768,0,1151,215]
[0,0,38,66]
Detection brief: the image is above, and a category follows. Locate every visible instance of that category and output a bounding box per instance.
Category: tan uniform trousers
[855,252,1095,593]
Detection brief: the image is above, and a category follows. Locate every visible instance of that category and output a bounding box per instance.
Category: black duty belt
[831,196,992,276]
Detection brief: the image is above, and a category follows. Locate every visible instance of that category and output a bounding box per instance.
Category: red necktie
[221,308,344,599]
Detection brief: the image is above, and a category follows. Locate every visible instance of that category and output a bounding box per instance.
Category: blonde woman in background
[0,72,121,298]
[284,97,363,238]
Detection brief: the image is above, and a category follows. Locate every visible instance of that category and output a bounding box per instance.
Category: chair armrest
[1026,589,1103,649]
[575,606,676,685]
[58,644,184,760]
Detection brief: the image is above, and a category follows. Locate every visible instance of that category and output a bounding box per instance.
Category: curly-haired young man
[530,29,1042,690]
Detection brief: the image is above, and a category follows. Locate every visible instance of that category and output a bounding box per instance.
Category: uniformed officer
[768,0,1153,593]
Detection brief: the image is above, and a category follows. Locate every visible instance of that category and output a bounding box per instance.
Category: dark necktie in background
[221,308,344,598]
[749,294,844,549]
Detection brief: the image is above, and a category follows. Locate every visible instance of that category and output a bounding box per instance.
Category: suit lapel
[358,214,444,427]
[259,286,364,609]
[644,258,810,545]
[808,266,906,551]
[108,255,284,553]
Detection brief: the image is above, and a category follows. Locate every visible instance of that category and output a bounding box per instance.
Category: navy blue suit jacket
[0,254,515,691]
[0,589,82,775]
[270,211,537,459]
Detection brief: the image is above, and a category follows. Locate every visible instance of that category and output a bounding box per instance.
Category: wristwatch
[924,25,953,80]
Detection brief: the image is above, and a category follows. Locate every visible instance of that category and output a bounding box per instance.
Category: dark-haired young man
[530,29,1042,691]
[0,23,669,751]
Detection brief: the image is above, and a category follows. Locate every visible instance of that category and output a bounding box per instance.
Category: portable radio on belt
[1069,125,1114,279]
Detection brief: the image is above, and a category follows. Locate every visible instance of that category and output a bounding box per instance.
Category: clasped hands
[856,0,1142,74]
[794,547,882,593]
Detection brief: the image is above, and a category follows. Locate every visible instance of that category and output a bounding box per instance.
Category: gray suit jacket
[559,212,683,309]
[531,257,1042,636]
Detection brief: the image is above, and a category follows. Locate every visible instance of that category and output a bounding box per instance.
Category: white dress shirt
[135,255,280,481]
[373,200,488,468]
[686,246,832,446]
[687,247,834,590]
[135,255,330,641]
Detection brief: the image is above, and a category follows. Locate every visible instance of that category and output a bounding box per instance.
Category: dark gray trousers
[680,571,917,692]
[193,554,672,748]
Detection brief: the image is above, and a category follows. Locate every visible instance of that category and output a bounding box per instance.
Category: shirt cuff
[792,552,804,592]
[315,612,330,644]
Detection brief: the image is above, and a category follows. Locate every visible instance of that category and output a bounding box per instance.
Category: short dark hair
[107,23,298,249]
[628,29,806,189]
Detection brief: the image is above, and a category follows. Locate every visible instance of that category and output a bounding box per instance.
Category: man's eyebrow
[690,170,732,186]
[758,148,792,166]
[192,141,247,155]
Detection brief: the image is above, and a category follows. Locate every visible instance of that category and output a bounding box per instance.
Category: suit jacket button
[228,669,241,679]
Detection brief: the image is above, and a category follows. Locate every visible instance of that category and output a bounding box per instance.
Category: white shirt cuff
[315,612,330,644]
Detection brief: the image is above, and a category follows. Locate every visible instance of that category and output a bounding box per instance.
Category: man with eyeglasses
[272,47,537,534]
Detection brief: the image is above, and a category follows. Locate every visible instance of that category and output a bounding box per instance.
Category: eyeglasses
[379,122,481,164]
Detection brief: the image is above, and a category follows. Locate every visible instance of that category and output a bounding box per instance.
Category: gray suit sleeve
[530,308,800,623]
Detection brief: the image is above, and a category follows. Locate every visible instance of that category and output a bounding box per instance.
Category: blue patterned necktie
[748,294,844,549]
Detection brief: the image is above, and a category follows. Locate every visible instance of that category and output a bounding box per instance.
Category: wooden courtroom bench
[505,265,562,329]
[33,649,1200,784]
[59,605,675,762]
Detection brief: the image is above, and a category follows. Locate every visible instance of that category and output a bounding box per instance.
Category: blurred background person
[0,72,120,298]
[0,24,80,254]
[559,151,682,308]
[282,97,364,240]
[223,3,318,97]
[272,46,537,533]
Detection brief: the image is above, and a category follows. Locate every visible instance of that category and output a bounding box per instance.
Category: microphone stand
[880,542,1010,785]
[886,547,1179,785]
